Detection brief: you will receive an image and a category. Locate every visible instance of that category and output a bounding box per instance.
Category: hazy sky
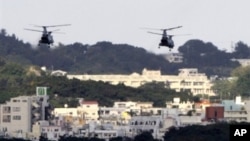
[1,0,250,54]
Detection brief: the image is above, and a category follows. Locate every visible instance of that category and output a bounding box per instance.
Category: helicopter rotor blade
[31,24,71,28]
[24,28,43,32]
[147,31,163,36]
[141,27,160,31]
[50,29,66,34]
[168,33,191,37]
[164,26,182,31]
[141,26,183,32]
[51,29,60,32]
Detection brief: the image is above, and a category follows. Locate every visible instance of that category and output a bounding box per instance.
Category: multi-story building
[77,101,99,123]
[53,107,84,128]
[0,94,49,138]
[67,68,215,96]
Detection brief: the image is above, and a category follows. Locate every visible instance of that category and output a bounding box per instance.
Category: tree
[212,79,235,99]
[134,131,155,141]
[39,135,49,141]
[0,29,7,36]
[229,66,250,97]
[212,66,250,98]
[163,123,230,141]
[233,41,250,58]
[178,39,238,77]
[234,72,250,97]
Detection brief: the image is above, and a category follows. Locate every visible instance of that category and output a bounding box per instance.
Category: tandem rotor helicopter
[145,26,189,51]
[24,24,71,47]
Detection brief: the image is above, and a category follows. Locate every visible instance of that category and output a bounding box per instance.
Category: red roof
[81,101,98,105]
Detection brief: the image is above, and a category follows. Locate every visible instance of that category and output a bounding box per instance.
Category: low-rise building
[78,122,118,140]
[178,116,202,126]
[128,115,179,140]
[166,97,194,115]
[41,125,65,141]
[221,96,248,122]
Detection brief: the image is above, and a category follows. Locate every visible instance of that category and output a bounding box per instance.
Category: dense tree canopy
[233,41,250,58]
[163,123,230,141]
[178,39,239,76]
[212,66,250,98]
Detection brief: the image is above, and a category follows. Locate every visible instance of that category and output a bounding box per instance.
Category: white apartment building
[77,101,99,123]
[99,107,129,124]
[67,68,215,96]
[53,101,99,126]
[41,125,65,141]
[77,121,119,140]
[0,95,49,138]
[128,116,173,140]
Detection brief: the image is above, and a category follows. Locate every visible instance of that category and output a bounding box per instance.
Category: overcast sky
[1,0,250,54]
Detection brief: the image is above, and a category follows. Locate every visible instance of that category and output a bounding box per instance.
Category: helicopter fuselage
[159,37,174,48]
[40,33,54,45]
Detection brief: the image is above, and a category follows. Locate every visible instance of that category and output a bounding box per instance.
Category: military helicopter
[146,26,186,50]
[24,24,70,47]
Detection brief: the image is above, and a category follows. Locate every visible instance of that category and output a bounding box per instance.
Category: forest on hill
[2,28,250,77]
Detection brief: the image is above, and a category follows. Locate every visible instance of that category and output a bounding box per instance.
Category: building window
[12,100,17,102]
[3,106,11,113]
[2,115,11,122]
[13,115,21,120]
[105,111,110,114]
[118,104,125,108]
[12,107,21,112]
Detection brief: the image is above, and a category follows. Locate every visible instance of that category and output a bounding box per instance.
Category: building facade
[0,95,49,138]
[67,68,215,96]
